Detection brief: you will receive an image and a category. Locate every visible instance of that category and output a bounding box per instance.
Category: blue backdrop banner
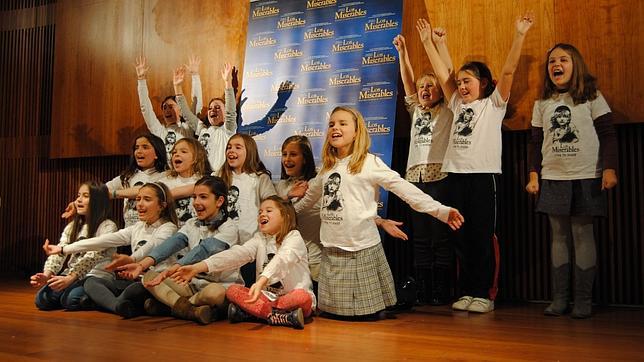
[240,0,403,215]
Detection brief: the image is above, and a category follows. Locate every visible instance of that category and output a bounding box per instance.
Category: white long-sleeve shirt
[177,87,237,174]
[224,172,277,244]
[62,220,178,271]
[204,230,315,307]
[295,153,451,251]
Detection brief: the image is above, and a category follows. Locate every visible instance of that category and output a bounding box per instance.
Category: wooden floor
[1,279,643,361]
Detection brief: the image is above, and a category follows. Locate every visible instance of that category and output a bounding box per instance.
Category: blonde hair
[169,138,212,178]
[321,106,370,174]
[261,195,296,244]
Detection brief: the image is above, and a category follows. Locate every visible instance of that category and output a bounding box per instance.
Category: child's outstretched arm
[497,11,534,101]
[173,66,202,134]
[185,55,203,115]
[416,18,457,102]
[393,34,416,97]
[432,27,454,76]
[135,56,165,137]
[221,62,238,133]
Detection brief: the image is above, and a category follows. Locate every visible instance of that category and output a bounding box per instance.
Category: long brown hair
[541,43,598,104]
[218,133,271,187]
[261,195,297,244]
[69,181,111,244]
[321,106,370,174]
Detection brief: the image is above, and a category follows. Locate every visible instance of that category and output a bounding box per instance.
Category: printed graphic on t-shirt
[124,181,144,226]
[134,239,147,252]
[198,131,211,148]
[549,105,580,156]
[451,108,475,149]
[176,198,193,222]
[227,186,240,220]
[263,253,284,296]
[321,172,344,224]
[413,112,434,145]
[165,131,177,153]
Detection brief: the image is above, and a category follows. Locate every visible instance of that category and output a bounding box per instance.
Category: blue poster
[240,0,403,215]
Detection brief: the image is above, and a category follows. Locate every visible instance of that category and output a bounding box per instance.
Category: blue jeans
[34,278,87,311]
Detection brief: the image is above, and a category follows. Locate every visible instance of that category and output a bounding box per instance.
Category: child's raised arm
[417,18,457,102]
[432,27,454,76]
[173,65,202,133]
[221,63,238,133]
[393,34,416,97]
[135,56,165,137]
[185,55,203,115]
[497,11,534,101]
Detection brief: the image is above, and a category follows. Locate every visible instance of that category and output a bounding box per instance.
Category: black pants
[447,173,499,299]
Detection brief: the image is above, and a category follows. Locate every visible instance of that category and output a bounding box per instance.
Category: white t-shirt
[158,172,201,226]
[295,154,451,251]
[531,92,611,180]
[442,89,508,173]
[226,172,276,244]
[106,169,164,227]
[404,95,452,169]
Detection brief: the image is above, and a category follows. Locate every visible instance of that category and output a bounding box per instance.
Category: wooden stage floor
[1,279,642,361]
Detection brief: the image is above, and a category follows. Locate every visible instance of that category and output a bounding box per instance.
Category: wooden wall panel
[553,0,643,124]
[50,0,249,158]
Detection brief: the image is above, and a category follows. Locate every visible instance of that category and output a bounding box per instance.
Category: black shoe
[267,308,304,329]
[115,300,141,319]
[227,303,253,323]
[78,294,96,310]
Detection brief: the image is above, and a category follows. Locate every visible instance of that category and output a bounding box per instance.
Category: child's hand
[447,209,465,230]
[185,54,201,75]
[525,179,539,195]
[61,201,76,219]
[30,272,52,288]
[377,218,408,241]
[221,62,233,83]
[105,253,135,271]
[171,265,199,285]
[115,262,144,280]
[602,169,618,190]
[287,180,308,199]
[516,11,535,35]
[173,66,186,86]
[432,27,447,44]
[135,55,150,79]
[143,264,178,287]
[392,34,406,53]
[416,18,433,44]
[245,276,268,303]
[48,274,75,292]
[42,239,61,256]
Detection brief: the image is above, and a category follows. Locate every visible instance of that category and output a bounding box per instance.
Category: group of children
[31,11,617,327]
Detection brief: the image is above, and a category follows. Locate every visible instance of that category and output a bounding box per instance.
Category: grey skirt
[318,243,397,316]
[537,178,606,216]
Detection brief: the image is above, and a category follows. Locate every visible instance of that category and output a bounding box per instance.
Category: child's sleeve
[137,79,166,139]
[591,92,618,171]
[177,237,230,266]
[62,226,132,255]
[371,156,451,223]
[258,173,278,200]
[145,231,189,265]
[176,94,202,135]
[204,235,259,273]
[190,73,203,116]
[528,101,545,173]
[60,221,118,279]
[260,231,307,282]
[43,224,73,275]
[224,87,238,134]
[130,222,178,262]
[293,174,323,214]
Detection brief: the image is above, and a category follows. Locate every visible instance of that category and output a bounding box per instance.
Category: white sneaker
[452,296,473,311]
[467,297,495,313]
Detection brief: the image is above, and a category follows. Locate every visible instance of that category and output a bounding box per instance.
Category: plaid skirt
[537,178,606,216]
[318,243,397,316]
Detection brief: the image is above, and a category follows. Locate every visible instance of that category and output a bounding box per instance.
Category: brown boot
[171,297,212,325]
